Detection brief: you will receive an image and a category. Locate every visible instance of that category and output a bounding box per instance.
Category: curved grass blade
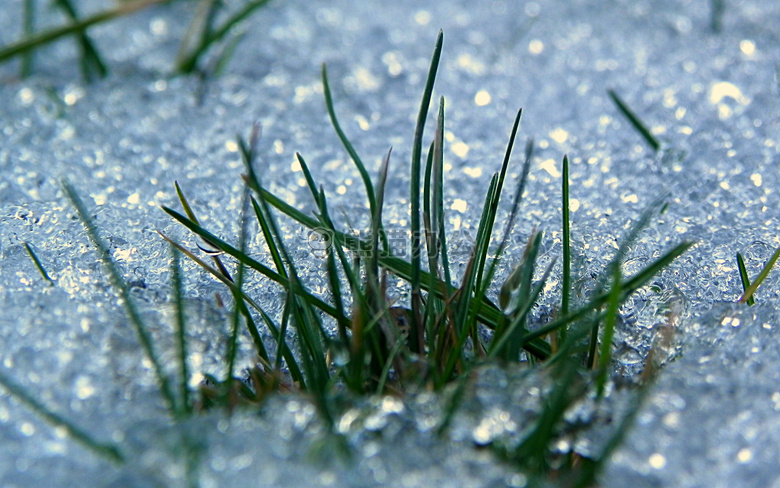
[63,180,177,415]
[466,120,529,346]
[0,369,123,463]
[586,198,675,366]
[162,206,342,318]
[226,192,252,382]
[175,0,219,72]
[267,299,305,388]
[321,66,377,216]
[409,30,444,354]
[608,89,661,152]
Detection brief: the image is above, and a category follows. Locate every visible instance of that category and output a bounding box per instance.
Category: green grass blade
[561,154,571,340]
[24,242,54,286]
[0,369,124,463]
[475,108,523,281]
[321,65,379,215]
[455,174,498,330]
[175,0,219,72]
[295,152,322,205]
[409,30,444,353]
[518,241,693,347]
[469,131,532,343]
[433,98,452,289]
[20,0,35,78]
[63,180,177,415]
[608,89,661,152]
[376,335,406,395]
[710,0,725,33]
[174,181,233,280]
[487,257,555,360]
[176,0,272,73]
[423,99,446,352]
[596,265,622,396]
[53,0,108,81]
[571,386,649,488]
[269,297,302,384]
[226,193,252,382]
[251,197,287,277]
[170,244,191,416]
[736,252,755,306]
[512,361,583,472]
[462,109,524,347]
[739,247,780,304]
[370,148,392,296]
[423,139,437,273]
[0,0,165,64]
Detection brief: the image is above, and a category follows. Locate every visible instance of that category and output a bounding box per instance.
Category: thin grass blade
[736,252,755,306]
[170,244,191,416]
[24,242,54,286]
[176,0,272,73]
[0,369,124,463]
[53,0,108,80]
[561,154,572,341]
[63,180,177,414]
[608,89,661,152]
[739,247,780,304]
[20,0,35,77]
[596,265,622,396]
[0,0,165,64]
[226,192,252,382]
[321,64,381,228]
[409,30,444,353]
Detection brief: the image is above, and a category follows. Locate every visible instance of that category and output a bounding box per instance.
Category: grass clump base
[3,31,695,486]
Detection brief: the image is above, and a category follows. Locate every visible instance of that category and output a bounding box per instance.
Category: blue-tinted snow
[1,0,779,486]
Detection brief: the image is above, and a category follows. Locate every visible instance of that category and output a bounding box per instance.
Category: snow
[1,0,779,486]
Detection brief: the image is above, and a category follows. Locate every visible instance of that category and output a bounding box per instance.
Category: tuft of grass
[163,32,691,481]
[0,0,273,81]
[3,31,693,486]
[738,247,780,305]
[608,89,662,152]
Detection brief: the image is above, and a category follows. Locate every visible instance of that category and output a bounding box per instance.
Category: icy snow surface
[1,0,780,486]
